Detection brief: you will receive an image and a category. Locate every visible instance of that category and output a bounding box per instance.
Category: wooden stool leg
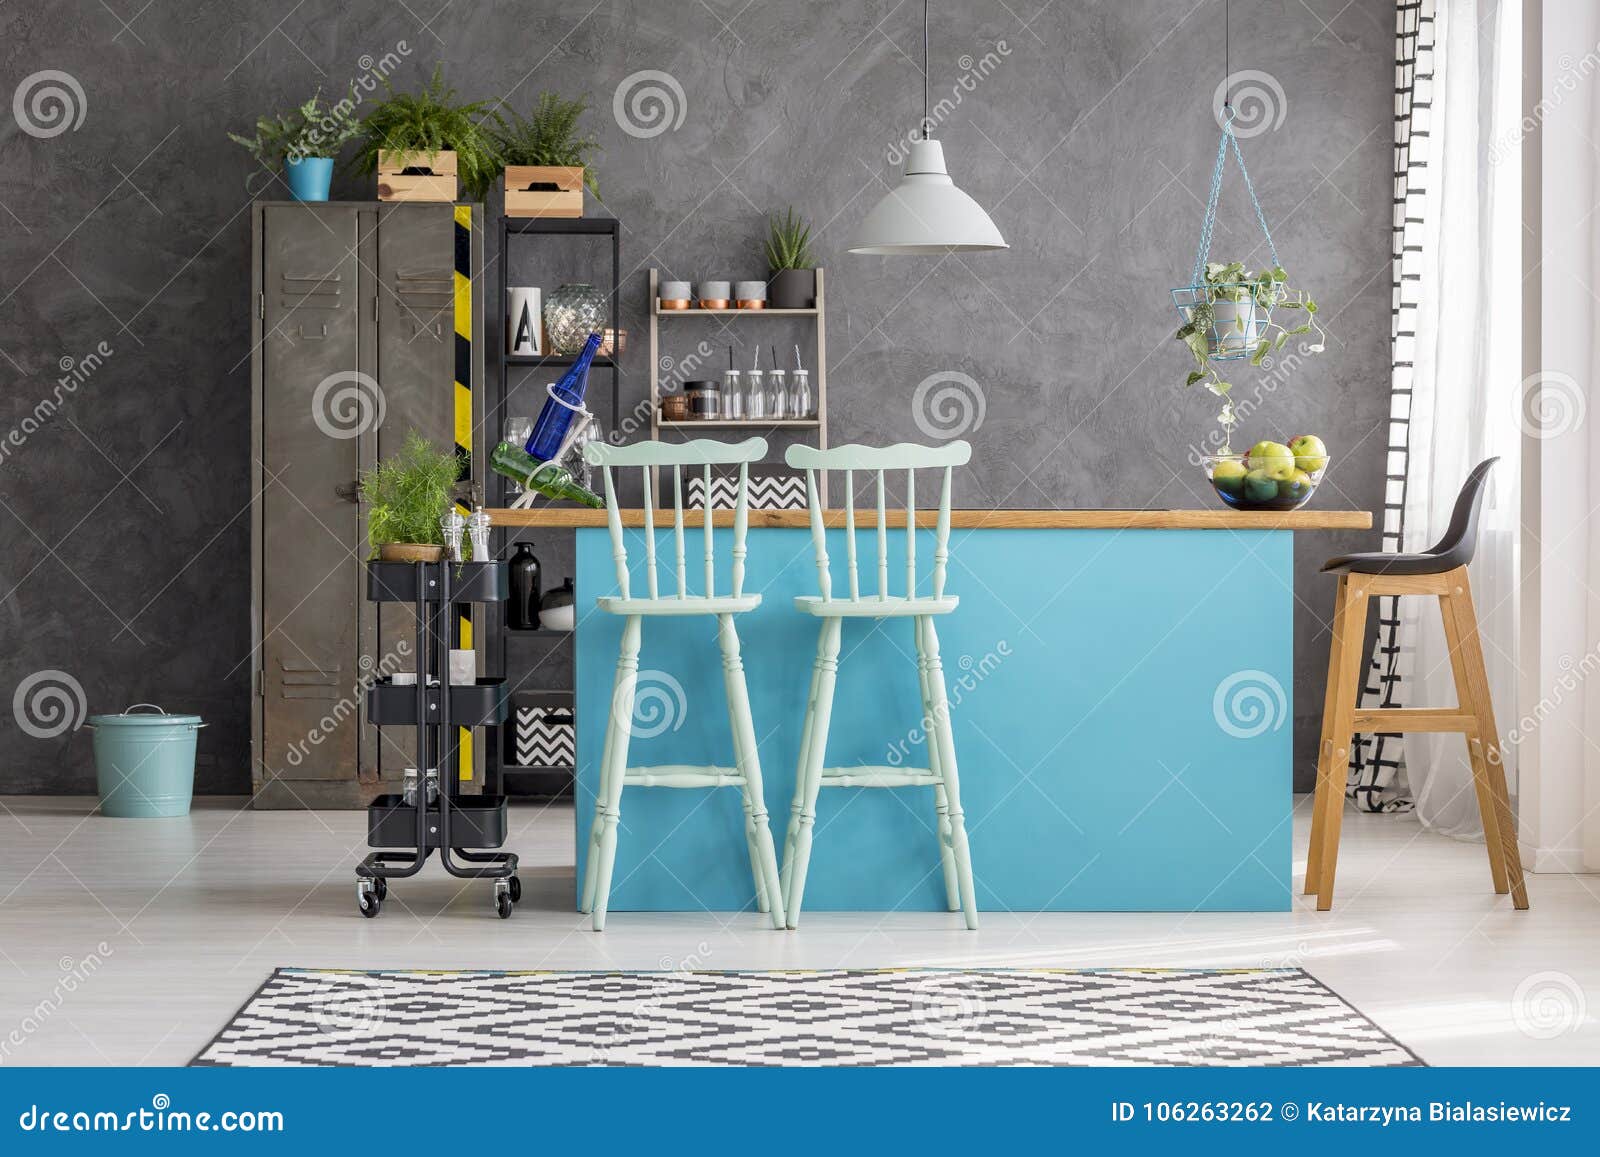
[1316,582,1369,911]
[916,616,960,912]
[782,617,842,929]
[1443,573,1529,909]
[922,617,978,930]
[589,615,642,931]
[1306,576,1352,895]
[1437,580,1510,895]
[718,614,787,930]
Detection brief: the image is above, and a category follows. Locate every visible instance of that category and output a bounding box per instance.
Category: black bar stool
[1307,458,1528,910]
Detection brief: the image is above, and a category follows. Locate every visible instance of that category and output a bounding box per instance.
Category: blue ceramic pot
[285,156,334,202]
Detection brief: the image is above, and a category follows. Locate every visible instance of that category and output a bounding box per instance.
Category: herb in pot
[353,66,502,200]
[492,92,602,199]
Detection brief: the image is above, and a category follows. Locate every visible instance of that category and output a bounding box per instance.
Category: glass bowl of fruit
[1204,437,1328,511]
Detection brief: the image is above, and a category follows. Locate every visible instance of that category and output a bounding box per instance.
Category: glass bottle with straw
[788,343,813,419]
[765,345,787,420]
[722,345,743,420]
[744,345,765,420]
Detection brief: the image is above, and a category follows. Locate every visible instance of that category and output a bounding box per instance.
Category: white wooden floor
[0,795,1595,1066]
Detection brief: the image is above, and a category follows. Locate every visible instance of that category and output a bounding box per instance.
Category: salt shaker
[466,506,492,562]
[440,507,467,562]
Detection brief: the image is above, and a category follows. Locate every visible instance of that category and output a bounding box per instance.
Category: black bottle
[507,542,542,629]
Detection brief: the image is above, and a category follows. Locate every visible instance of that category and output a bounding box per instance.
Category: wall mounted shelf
[647,266,828,503]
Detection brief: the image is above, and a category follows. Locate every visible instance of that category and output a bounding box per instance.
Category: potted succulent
[1174,261,1326,448]
[493,92,601,218]
[228,89,361,201]
[763,207,817,309]
[360,431,464,562]
[354,66,501,202]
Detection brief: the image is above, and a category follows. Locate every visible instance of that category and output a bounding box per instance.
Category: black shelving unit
[490,216,621,799]
[356,560,521,919]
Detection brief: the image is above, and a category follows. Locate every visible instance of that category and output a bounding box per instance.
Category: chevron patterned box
[507,692,575,769]
[686,464,806,510]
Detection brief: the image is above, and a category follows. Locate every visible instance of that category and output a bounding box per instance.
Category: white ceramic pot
[734,280,766,301]
[1207,296,1261,356]
[660,280,691,300]
[697,280,731,301]
[539,603,575,631]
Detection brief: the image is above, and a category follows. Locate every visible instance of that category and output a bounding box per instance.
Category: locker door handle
[335,480,360,503]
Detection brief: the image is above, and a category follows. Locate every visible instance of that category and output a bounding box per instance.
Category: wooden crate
[504,165,584,218]
[377,149,459,202]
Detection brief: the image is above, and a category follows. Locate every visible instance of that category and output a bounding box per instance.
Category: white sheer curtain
[1402,0,1523,837]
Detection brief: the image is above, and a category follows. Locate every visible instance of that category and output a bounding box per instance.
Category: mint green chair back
[785,440,972,606]
[585,437,767,603]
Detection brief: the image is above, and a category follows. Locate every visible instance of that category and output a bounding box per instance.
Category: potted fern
[360,432,464,562]
[354,66,501,202]
[494,92,601,218]
[764,207,817,309]
[228,89,360,201]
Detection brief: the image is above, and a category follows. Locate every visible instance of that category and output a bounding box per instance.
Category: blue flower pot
[285,156,334,202]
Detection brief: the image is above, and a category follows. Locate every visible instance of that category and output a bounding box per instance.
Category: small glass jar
[744,370,766,420]
[788,369,813,419]
[722,370,743,420]
[765,369,788,420]
[686,380,721,420]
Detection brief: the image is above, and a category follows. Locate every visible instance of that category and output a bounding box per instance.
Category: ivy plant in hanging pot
[1170,106,1327,454]
[1173,261,1326,446]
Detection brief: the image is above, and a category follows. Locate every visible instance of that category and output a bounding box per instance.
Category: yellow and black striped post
[453,203,474,780]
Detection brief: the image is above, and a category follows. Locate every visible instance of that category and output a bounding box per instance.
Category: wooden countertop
[486,508,1372,530]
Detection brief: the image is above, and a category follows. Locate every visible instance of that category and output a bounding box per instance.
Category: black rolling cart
[356,559,521,919]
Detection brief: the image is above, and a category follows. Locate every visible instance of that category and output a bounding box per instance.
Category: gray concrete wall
[0,1,1392,793]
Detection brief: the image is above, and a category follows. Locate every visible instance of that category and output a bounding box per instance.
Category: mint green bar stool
[579,436,786,932]
[779,440,978,930]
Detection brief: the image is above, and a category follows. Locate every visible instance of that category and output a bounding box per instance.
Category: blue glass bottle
[525,331,602,462]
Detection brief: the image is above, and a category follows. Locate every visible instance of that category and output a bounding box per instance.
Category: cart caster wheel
[373,876,387,901]
[495,891,513,919]
[508,876,521,903]
[358,889,381,919]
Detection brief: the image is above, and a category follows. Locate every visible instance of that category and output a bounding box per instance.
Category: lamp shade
[849,140,1008,255]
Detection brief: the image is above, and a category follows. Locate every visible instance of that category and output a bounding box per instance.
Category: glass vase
[544,284,608,355]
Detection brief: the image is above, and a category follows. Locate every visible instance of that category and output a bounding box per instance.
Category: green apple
[1247,440,1296,481]
[1288,434,1329,473]
[1210,458,1248,495]
[1244,468,1280,503]
[1281,469,1314,503]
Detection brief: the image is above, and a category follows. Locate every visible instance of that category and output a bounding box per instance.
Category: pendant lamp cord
[922,0,932,139]
[1223,0,1231,111]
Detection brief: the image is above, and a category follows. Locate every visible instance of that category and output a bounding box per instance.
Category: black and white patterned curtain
[1346,0,1435,814]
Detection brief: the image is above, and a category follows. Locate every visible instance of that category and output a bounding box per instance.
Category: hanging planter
[1171,109,1326,448]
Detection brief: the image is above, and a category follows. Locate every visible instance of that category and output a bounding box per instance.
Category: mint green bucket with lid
[88,704,205,818]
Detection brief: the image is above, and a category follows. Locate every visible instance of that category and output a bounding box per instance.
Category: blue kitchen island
[492,507,1369,915]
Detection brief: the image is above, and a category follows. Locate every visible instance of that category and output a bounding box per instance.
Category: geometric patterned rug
[192,967,1423,1067]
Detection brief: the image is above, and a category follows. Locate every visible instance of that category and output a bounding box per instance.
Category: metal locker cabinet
[250,202,483,809]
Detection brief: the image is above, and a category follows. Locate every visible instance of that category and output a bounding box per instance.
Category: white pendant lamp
[849,0,1008,255]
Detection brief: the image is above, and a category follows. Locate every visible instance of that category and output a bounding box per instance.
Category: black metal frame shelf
[490,216,621,801]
